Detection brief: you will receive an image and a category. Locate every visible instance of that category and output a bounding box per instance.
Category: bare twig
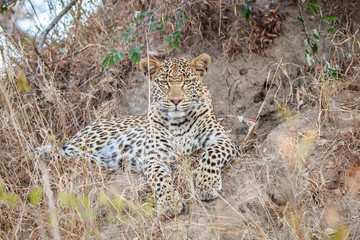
[297,1,311,46]
[298,1,320,64]
[38,0,78,50]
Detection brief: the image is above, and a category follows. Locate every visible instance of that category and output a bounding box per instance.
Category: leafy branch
[297,1,338,67]
[103,10,188,68]
[233,1,254,22]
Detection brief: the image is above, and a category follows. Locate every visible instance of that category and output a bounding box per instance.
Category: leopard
[61,54,238,217]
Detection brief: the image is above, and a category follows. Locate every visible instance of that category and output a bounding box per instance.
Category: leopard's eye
[184,80,192,85]
[159,80,168,85]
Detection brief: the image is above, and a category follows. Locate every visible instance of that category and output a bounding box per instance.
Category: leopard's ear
[190,54,211,78]
[139,58,161,81]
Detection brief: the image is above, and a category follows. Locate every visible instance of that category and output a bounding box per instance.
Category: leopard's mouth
[159,102,183,111]
[167,110,187,118]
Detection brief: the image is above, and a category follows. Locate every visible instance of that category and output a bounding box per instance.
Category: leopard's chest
[165,116,204,154]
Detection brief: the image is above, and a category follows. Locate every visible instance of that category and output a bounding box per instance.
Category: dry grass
[1,0,360,239]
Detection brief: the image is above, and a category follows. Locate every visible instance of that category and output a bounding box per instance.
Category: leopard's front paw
[195,173,222,201]
[156,193,184,218]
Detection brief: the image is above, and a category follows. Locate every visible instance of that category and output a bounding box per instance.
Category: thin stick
[297,1,311,46]
[297,0,319,63]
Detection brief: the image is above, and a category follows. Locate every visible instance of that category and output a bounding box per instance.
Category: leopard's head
[139,54,212,118]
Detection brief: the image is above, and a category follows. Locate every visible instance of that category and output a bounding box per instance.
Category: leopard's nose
[170,98,182,105]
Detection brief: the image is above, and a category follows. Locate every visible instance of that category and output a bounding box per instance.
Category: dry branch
[38,0,78,50]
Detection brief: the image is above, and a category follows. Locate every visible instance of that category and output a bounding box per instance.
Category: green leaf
[132,52,140,63]
[329,69,342,79]
[109,49,117,54]
[297,16,304,22]
[310,1,321,8]
[245,10,251,22]
[310,5,318,14]
[156,25,164,31]
[247,3,254,7]
[119,52,125,59]
[183,11,188,21]
[324,19,330,25]
[129,47,135,58]
[325,16,338,21]
[115,54,120,64]
[109,56,114,67]
[311,43,318,54]
[164,36,172,43]
[1,7,8,15]
[150,23,156,30]
[241,5,246,17]
[103,57,109,68]
[104,53,113,58]
[173,41,180,50]
[136,47,143,53]
[327,27,337,33]
[313,33,320,40]
[233,5,237,16]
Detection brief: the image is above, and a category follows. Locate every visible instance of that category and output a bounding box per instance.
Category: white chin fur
[168,111,186,118]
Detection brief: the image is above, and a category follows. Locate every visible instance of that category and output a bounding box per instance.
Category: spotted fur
[62,54,238,217]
